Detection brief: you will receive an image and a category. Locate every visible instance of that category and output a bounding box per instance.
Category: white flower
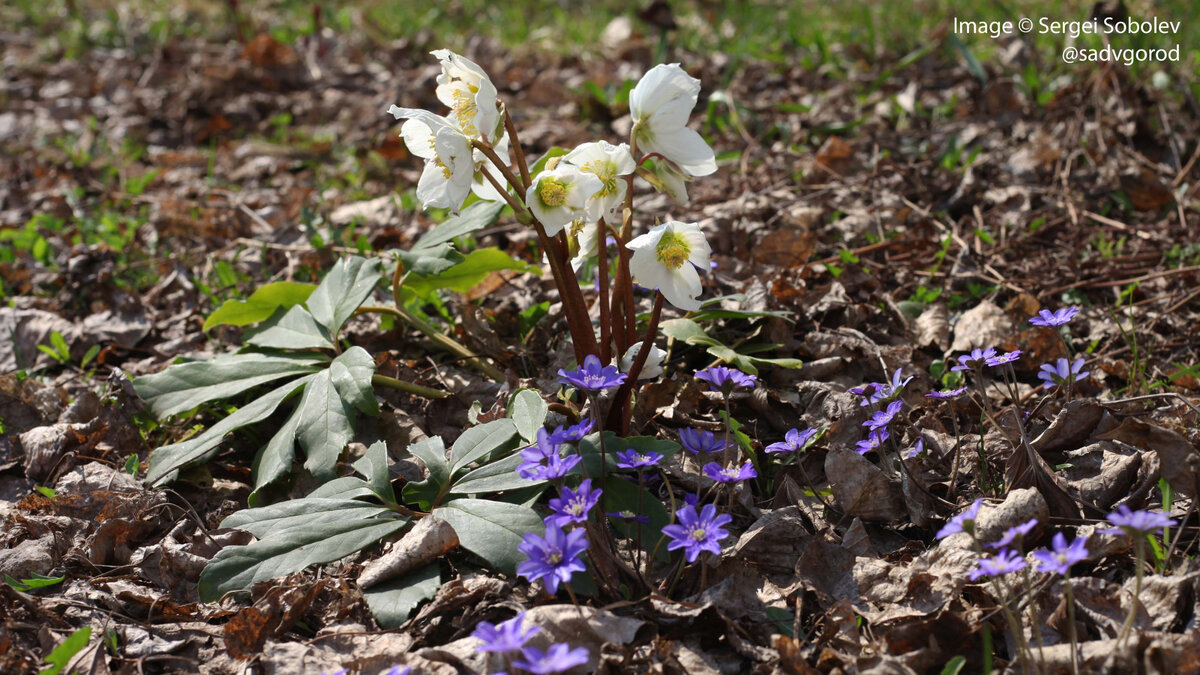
[647,160,693,204]
[569,218,601,272]
[526,167,602,236]
[620,342,666,380]
[629,64,717,178]
[626,221,711,311]
[431,49,502,143]
[390,110,475,213]
[563,141,636,221]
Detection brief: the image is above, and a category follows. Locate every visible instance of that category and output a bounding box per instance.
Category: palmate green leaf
[145,374,316,486]
[661,318,802,375]
[351,440,395,504]
[393,243,461,278]
[221,498,393,535]
[509,389,548,442]
[133,352,327,418]
[434,498,543,575]
[203,281,316,331]
[412,199,505,252]
[403,437,451,510]
[199,512,408,601]
[363,563,441,628]
[308,476,379,500]
[246,305,334,350]
[297,347,376,481]
[404,248,540,296]
[306,256,382,337]
[448,452,546,496]
[660,318,721,347]
[448,418,520,475]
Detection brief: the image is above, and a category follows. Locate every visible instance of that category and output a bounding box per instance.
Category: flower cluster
[517,428,582,481]
[472,612,589,674]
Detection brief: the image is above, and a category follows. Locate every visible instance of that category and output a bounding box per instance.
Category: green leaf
[246,305,334,350]
[404,248,539,296]
[411,200,505,252]
[602,477,669,558]
[448,452,547,496]
[200,511,407,601]
[529,147,568,176]
[80,344,100,369]
[393,243,462,278]
[352,440,395,504]
[308,476,379,500]
[306,256,382,337]
[49,331,69,360]
[660,318,721,347]
[328,346,378,415]
[363,562,442,628]
[203,281,316,330]
[221,498,393,535]
[403,437,451,510]
[448,419,520,474]
[434,498,543,574]
[509,389,548,442]
[296,370,356,481]
[39,626,91,675]
[134,352,326,418]
[144,374,315,486]
[5,573,65,591]
[250,402,304,495]
[940,655,967,675]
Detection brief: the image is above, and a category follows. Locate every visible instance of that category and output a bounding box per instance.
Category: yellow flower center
[547,551,562,564]
[450,87,479,136]
[538,178,569,207]
[582,160,618,198]
[690,527,708,541]
[655,230,691,269]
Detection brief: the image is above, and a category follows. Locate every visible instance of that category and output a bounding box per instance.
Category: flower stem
[370,373,451,399]
[589,392,609,516]
[596,218,612,363]
[1064,572,1079,675]
[473,139,526,198]
[605,292,665,433]
[1119,536,1145,643]
[502,110,532,191]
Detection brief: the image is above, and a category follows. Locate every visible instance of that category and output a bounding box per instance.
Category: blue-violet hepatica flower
[703,461,757,484]
[985,350,1022,367]
[695,365,757,392]
[662,503,732,563]
[1032,533,1089,575]
[969,548,1027,580]
[615,449,663,469]
[1037,357,1089,390]
[513,643,590,674]
[952,347,998,372]
[926,386,968,399]
[472,611,540,653]
[547,419,594,444]
[988,518,1038,550]
[546,479,602,528]
[557,354,627,391]
[679,427,727,455]
[1029,306,1080,327]
[936,498,984,539]
[864,400,904,431]
[517,524,588,595]
[855,429,890,455]
[765,427,818,454]
[1101,505,1177,535]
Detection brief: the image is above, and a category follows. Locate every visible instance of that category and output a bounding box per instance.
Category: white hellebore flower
[563,141,636,222]
[569,218,600,273]
[620,342,667,380]
[526,167,602,237]
[629,64,717,178]
[431,49,502,143]
[390,109,475,213]
[626,221,711,312]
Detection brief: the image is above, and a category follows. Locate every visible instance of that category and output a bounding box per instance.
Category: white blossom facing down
[563,141,636,222]
[629,64,717,178]
[526,167,603,236]
[431,49,502,143]
[388,110,475,213]
[569,218,601,272]
[648,160,693,204]
[626,221,711,311]
[620,342,667,380]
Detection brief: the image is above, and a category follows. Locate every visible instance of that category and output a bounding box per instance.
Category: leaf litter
[2,6,1200,675]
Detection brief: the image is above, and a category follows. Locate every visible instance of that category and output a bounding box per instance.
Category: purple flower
[472,611,540,653]
[906,437,925,459]
[985,350,1022,367]
[969,548,1027,580]
[517,429,582,480]
[662,503,732,563]
[703,461,757,483]
[615,449,663,469]
[1101,505,1177,535]
[513,643,590,674]
[547,419,594,444]
[936,498,983,539]
[926,386,968,399]
[864,400,904,431]
[765,427,818,454]
[517,524,588,595]
[383,668,411,675]
[1032,532,1089,575]
[695,365,757,392]
[850,368,912,406]
[557,354,627,391]
[679,427,727,455]
[855,428,890,454]
[1029,306,1080,327]
[546,479,602,528]
[988,518,1038,550]
[1037,357,1090,390]
[951,347,998,372]
[606,510,650,525]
